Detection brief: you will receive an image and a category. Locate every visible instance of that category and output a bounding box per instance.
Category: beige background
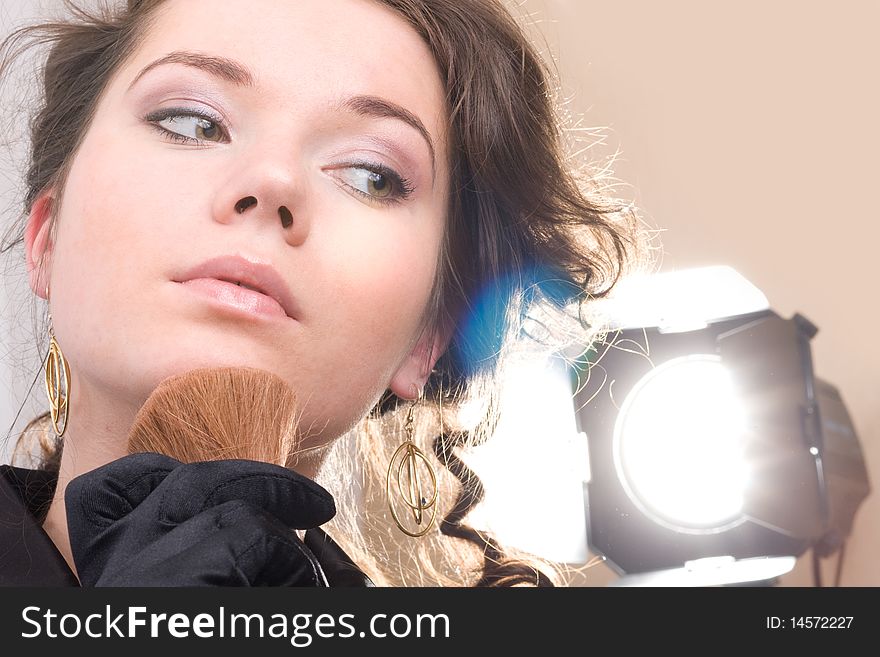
[513,0,879,585]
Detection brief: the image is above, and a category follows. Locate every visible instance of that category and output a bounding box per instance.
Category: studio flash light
[573,266,870,584]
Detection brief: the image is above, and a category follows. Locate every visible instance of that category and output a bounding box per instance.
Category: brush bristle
[126,367,298,466]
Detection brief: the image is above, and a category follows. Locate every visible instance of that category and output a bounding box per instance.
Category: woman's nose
[233,195,294,229]
[212,158,310,247]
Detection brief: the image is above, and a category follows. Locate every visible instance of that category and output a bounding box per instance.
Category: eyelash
[144,106,229,144]
[143,108,414,206]
[338,161,415,207]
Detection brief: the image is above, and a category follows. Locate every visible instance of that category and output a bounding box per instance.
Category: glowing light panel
[613,355,749,532]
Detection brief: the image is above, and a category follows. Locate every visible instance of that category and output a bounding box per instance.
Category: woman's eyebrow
[127,52,436,178]
[127,50,255,91]
[339,95,436,179]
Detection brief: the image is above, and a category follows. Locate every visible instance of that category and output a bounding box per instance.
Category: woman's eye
[145,109,228,144]
[334,165,414,204]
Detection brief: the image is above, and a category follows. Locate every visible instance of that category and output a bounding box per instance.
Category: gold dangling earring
[44,287,71,437]
[386,389,438,537]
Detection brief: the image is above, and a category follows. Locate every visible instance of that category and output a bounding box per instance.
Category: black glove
[65,453,336,587]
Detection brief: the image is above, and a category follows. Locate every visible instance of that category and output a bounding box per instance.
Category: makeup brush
[126,366,299,465]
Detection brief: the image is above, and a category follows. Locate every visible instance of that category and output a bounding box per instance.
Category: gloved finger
[95,500,326,587]
[198,503,327,586]
[65,452,182,530]
[153,459,335,529]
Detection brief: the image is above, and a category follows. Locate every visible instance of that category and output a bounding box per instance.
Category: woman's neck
[41,380,136,579]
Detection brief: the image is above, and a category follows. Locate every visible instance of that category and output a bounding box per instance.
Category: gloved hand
[65,452,336,586]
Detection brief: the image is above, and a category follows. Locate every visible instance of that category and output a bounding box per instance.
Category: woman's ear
[24,189,55,300]
[388,326,451,400]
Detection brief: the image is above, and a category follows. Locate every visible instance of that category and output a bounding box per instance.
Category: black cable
[833,541,847,587]
[811,547,823,587]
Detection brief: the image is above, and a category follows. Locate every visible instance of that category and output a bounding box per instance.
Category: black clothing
[0,465,77,586]
[0,463,372,587]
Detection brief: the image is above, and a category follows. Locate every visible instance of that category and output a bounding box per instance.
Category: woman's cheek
[341,247,433,334]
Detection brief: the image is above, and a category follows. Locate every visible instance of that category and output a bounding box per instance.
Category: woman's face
[26,0,449,448]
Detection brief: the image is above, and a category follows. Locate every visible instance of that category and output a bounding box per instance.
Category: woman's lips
[173,255,299,319]
[177,278,289,320]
